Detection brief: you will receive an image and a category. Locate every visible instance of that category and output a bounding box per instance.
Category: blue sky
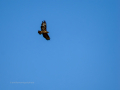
[0,0,119,90]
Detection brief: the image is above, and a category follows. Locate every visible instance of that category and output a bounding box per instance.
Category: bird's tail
[38,31,42,35]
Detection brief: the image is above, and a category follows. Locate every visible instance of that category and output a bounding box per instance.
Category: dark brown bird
[38,21,50,40]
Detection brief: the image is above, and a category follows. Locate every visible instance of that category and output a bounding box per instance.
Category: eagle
[38,21,50,40]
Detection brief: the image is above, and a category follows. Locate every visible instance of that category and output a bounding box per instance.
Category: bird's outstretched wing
[43,33,50,40]
[41,21,46,31]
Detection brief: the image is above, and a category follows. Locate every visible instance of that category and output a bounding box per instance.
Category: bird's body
[38,21,50,40]
[38,31,49,35]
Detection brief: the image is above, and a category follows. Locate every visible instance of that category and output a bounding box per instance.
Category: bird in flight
[38,21,50,40]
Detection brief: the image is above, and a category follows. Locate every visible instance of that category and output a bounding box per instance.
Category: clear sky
[0,0,119,90]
